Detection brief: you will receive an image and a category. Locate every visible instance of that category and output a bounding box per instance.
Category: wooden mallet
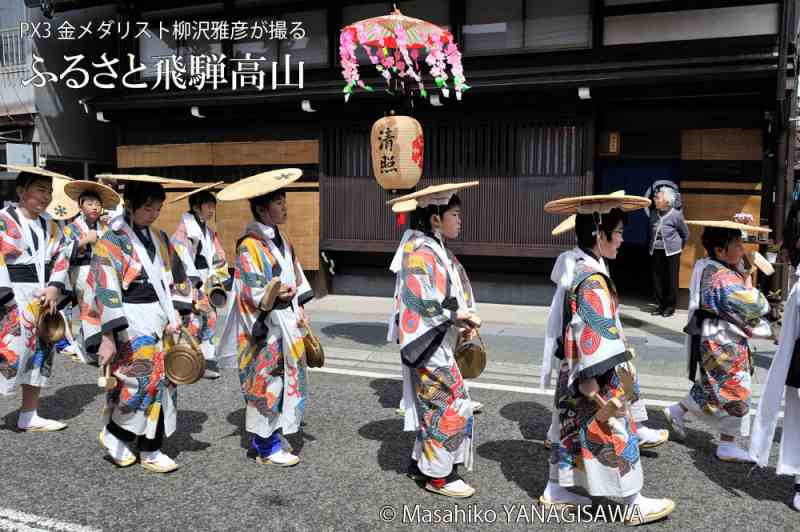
[589,392,624,423]
[97,363,117,390]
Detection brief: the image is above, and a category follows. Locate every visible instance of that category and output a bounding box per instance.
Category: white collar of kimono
[18,211,47,289]
[574,247,608,276]
[76,213,103,236]
[181,212,214,271]
[416,192,453,209]
[687,257,712,320]
[107,203,124,224]
[247,220,275,242]
[111,216,178,329]
[540,247,608,390]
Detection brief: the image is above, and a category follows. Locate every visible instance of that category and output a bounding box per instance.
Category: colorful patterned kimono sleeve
[701,267,770,331]
[0,253,12,307]
[63,222,79,242]
[567,273,631,394]
[398,243,455,366]
[46,220,74,294]
[170,222,202,289]
[86,234,128,349]
[237,237,276,340]
[63,221,82,262]
[161,230,193,316]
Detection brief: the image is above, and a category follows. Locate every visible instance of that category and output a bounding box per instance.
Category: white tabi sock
[794,477,800,512]
[637,425,665,443]
[716,441,755,462]
[669,403,686,422]
[17,410,37,428]
[101,428,134,462]
[623,493,669,516]
[139,449,177,470]
[140,450,163,462]
[200,340,215,361]
[17,410,65,431]
[543,481,591,505]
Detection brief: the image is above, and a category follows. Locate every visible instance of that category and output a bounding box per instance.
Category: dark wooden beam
[320,239,569,258]
[592,0,604,51]
[604,0,778,17]
[93,52,777,112]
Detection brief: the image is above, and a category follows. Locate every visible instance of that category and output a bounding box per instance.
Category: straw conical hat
[551,190,627,236]
[217,169,302,201]
[64,180,121,210]
[95,173,194,186]
[387,181,480,213]
[1,164,74,182]
[391,199,418,214]
[168,181,225,204]
[685,220,771,234]
[46,178,79,220]
[544,194,650,215]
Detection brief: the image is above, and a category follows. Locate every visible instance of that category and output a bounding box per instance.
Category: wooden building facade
[77,0,798,301]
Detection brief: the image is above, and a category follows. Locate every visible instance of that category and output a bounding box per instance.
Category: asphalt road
[0,351,797,532]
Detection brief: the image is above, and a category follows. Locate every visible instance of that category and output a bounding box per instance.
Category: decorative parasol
[339,6,469,102]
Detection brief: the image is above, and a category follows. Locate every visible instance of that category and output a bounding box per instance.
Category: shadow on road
[357,417,413,474]
[41,382,104,420]
[1,412,18,432]
[164,409,211,458]
[678,424,795,508]
[320,322,390,347]
[224,407,314,458]
[1,383,103,432]
[479,401,554,498]
[369,378,402,409]
[477,440,548,498]
[620,314,685,345]
[499,401,552,441]
[483,405,677,499]
[225,408,248,450]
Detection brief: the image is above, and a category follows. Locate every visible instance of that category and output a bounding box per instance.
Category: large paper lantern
[371,113,423,191]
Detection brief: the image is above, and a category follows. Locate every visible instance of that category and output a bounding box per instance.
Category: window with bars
[0,2,24,32]
[323,120,586,178]
[462,0,591,54]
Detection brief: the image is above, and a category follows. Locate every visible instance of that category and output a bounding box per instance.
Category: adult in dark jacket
[649,187,689,317]
[781,199,800,268]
